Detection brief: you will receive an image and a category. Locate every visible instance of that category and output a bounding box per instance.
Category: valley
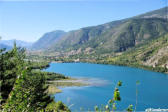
[1,4,168,111]
[27,7,168,74]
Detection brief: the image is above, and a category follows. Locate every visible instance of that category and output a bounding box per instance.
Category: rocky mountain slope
[105,33,168,73]
[32,30,66,50]
[32,7,168,55]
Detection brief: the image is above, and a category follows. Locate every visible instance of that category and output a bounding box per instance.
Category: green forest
[0,43,70,112]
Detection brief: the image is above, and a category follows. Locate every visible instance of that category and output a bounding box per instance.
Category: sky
[0,0,167,42]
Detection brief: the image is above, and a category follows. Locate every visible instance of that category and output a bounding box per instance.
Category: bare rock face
[143,46,168,68]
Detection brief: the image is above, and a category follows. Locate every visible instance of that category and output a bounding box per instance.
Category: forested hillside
[31,7,168,56]
[103,33,168,73]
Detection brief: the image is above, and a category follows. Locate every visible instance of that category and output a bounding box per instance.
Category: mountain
[136,6,168,19]
[28,7,168,73]
[0,43,12,50]
[54,18,167,54]
[105,33,168,73]
[32,7,168,56]
[32,30,66,50]
[0,40,32,48]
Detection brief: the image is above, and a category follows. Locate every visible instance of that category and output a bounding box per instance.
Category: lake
[45,63,168,111]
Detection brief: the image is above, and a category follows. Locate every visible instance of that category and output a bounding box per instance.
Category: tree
[45,101,70,112]
[0,44,25,106]
[3,68,53,112]
[1,44,54,111]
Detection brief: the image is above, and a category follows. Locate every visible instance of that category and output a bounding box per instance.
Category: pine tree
[1,43,69,111]
[3,68,53,112]
[0,43,25,106]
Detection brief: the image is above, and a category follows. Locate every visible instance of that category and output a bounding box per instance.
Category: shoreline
[47,78,90,94]
[47,77,109,94]
[50,61,168,74]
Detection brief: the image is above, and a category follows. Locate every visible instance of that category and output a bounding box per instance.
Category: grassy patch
[47,78,88,94]
[47,85,62,94]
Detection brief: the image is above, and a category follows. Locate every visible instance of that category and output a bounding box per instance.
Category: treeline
[27,61,49,70]
[33,71,69,81]
[0,43,70,112]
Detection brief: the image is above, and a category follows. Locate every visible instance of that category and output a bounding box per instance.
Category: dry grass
[47,78,89,94]
[47,85,62,94]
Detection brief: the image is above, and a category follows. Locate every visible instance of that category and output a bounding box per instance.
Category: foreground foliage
[0,44,70,111]
[94,81,136,112]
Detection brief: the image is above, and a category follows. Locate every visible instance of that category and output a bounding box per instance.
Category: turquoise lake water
[45,63,168,111]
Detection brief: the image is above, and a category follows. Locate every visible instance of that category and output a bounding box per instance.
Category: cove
[45,63,168,111]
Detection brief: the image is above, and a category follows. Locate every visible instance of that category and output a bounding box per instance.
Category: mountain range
[29,6,168,73]
[2,7,167,73]
[0,43,12,50]
[31,7,168,56]
[0,40,32,49]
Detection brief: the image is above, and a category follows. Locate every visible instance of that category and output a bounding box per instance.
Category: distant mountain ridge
[32,30,66,50]
[136,6,168,19]
[0,43,12,50]
[0,39,32,48]
[32,7,168,55]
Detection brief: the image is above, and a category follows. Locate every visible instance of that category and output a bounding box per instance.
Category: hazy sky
[0,0,167,42]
